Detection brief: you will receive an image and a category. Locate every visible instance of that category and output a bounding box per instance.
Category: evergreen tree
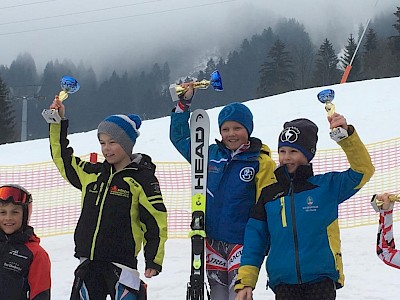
[363,28,381,79]
[340,34,362,82]
[204,58,216,79]
[257,39,295,97]
[3,53,41,141]
[388,6,400,74]
[313,38,341,86]
[0,77,17,144]
[392,6,400,41]
[199,27,276,104]
[375,41,399,78]
[275,18,315,89]
[364,28,378,52]
[161,62,171,88]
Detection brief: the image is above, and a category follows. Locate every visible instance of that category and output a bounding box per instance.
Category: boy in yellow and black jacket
[49,97,167,299]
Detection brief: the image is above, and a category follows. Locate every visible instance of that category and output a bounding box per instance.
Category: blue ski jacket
[235,126,374,292]
[170,110,276,244]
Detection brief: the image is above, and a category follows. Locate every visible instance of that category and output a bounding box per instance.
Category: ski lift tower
[9,84,45,141]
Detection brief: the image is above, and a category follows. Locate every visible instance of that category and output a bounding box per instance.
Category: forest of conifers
[0,6,399,143]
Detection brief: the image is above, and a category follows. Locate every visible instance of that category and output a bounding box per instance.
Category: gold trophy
[317,89,348,142]
[371,193,400,212]
[42,76,80,123]
[169,70,223,102]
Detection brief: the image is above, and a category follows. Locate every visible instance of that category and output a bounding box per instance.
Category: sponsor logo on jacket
[240,167,255,182]
[109,185,130,198]
[3,261,23,273]
[303,196,318,212]
[9,249,28,259]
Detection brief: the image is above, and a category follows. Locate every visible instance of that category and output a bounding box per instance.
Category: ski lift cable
[0,0,164,27]
[0,0,236,36]
[0,0,56,11]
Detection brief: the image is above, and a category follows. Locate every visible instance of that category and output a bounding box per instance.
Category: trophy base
[42,109,62,123]
[169,84,180,102]
[370,194,381,212]
[329,127,348,142]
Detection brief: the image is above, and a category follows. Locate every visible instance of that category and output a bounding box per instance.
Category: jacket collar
[103,153,156,173]
[216,137,263,155]
[275,164,315,193]
[0,226,34,244]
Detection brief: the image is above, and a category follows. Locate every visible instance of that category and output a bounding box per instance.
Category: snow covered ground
[41,223,399,299]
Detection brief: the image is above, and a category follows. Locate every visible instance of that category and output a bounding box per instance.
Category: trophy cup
[371,193,400,212]
[317,89,348,142]
[42,76,80,123]
[169,70,223,102]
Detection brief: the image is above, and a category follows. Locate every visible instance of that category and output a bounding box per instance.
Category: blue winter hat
[218,102,254,136]
[97,114,142,156]
[278,118,318,162]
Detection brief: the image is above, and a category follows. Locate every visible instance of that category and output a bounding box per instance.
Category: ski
[187,109,210,300]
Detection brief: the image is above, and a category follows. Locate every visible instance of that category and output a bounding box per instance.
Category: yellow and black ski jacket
[50,120,167,272]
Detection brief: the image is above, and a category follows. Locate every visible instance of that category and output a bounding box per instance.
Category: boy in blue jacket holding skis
[235,113,374,300]
[170,83,276,300]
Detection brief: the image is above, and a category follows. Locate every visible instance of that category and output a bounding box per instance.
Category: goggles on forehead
[0,185,32,205]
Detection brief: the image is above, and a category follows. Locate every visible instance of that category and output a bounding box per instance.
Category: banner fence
[1,137,399,238]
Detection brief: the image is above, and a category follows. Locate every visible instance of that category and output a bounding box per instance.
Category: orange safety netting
[0,138,399,238]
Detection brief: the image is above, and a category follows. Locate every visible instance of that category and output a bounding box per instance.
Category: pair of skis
[187,109,210,300]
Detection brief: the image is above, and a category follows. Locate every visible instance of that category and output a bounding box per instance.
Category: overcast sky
[0,0,396,78]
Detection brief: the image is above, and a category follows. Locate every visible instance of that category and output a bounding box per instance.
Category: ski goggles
[0,185,32,205]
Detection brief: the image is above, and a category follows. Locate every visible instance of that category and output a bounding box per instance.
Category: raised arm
[328,113,374,190]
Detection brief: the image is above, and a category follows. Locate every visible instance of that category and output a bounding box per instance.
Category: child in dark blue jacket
[170,83,276,299]
[235,114,374,300]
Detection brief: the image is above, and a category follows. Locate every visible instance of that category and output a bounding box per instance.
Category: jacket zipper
[90,169,115,259]
[89,167,137,259]
[290,180,302,284]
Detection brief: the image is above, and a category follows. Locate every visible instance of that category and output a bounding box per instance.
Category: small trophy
[169,70,223,102]
[371,193,400,212]
[42,76,80,123]
[317,89,348,142]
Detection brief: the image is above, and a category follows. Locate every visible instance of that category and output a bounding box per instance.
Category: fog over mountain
[0,0,397,79]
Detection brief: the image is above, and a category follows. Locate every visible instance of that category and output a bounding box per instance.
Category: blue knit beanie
[278,118,318,162]
[218,102,254,136]
[97,114,142,156]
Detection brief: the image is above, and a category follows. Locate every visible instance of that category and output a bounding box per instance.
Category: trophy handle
[389,193,400,202]
[169,70,223,102]
[59,90,69,102]
[317,89,348,142]
[324,101,335,117]
[317,89,335,115]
